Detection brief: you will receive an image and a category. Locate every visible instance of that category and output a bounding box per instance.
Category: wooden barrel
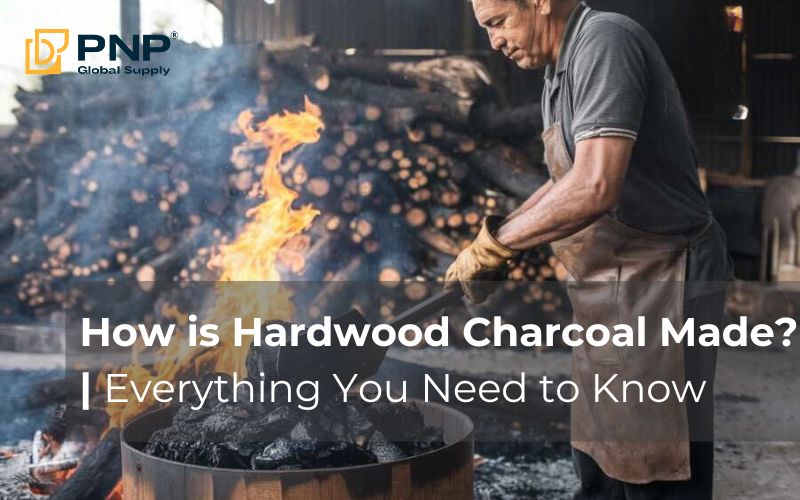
[121,400,474,499]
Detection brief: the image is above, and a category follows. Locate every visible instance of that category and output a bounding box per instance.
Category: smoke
[1,41,267,319]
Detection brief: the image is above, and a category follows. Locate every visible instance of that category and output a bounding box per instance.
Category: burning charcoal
[223,436,265,460]
[288,419,315,441]
[397,426,446,456]
[312,400,349,440]
[173,403,212,425]
[227,405,298,458]
[200,403,256,440]
[208,443,250,469]
[309,441,376,468]
[243,406,298,440]
[246,323,287,383]
[364,401,424,440]
[251,437,316,470]
[367,431,407,463]
[144,425,205,464]
[343,405,374,442]
[183,372,233,410]
[234,383,271,413]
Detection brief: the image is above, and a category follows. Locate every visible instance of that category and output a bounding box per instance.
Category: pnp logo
[78,34,171,61]
[25,29,70,75]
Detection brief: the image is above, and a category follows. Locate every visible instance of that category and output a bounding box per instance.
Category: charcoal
[344,404,374,441]
[234,383,275,414]
[144,425,205,463]
[397,425,446,456]
[226,405,298,457]
[309,441,376,468]
[200,403,256,440]
[288,419,315,441]
[208,443,250,469]
[245,323,287,383]
[183,372,233,410]
[252,437,316,470]
[147,341,446,471]
[310,400,348,440]
[146,429,248,468]
[364,401,425,440]
[173,403,212,425]
[223,435,267,460]
[252,438,377,470]
[367,431,407,463]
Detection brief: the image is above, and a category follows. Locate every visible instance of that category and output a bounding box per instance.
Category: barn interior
[0,1,798,499]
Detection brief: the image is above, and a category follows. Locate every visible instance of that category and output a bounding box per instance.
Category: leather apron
[543,123,708,484]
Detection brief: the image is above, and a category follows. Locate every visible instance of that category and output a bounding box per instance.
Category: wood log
[307,255,367,319]
[268,47,331,91]
[0,178,36,240]
[327,54,492,100]
[0,143,28,193]
[469,101,543,137]
[464,143,548,200]
[418,228,462,257]
[332,77,472,129]
[50,429,121,500]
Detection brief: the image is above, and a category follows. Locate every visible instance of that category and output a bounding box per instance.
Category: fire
[203,96,324,374]
[89,98,324,499]
[99,98,324,430]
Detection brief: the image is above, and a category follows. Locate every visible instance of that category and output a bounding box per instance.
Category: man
[447,1,733,498]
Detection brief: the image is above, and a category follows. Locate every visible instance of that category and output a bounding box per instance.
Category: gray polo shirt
[542,2,711,236]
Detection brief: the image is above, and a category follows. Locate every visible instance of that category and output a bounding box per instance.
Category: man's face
[473,0,549,69]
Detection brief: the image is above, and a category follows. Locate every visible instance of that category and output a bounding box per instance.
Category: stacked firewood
[0,38,568,331]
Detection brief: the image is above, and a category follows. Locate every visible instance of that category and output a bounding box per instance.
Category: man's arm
[495,136,634,250]
[505,179,554,221]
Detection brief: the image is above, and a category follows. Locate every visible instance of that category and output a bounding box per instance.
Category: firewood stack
[0,38,568,332]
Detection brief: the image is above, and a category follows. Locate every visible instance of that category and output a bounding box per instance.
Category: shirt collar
[545,1,591,79]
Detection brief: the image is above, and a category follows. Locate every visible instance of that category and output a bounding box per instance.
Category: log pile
[0,39,568,334]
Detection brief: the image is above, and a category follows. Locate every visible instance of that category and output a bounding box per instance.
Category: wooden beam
[223,0,237,44]
[120,0,140,46]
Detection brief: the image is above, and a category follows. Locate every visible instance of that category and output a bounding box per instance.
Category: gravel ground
[475,456,577,500]
[0,369,61,445]
[0,442,36,500]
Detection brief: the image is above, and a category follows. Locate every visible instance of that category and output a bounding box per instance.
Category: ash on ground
[474,449,576,500]
[469,408,578,500]
[0,441,36,500]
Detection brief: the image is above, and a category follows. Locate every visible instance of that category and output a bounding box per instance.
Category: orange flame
[205,97,324,374]
[98,98,324,431]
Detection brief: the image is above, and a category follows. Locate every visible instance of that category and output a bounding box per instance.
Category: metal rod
[390,289,463,329]
[794,210,800,267]
[761,225,770,281]
[771,218,780,280]
[755,136,800,144]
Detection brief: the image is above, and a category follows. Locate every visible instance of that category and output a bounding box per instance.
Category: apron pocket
[566,270,622,366]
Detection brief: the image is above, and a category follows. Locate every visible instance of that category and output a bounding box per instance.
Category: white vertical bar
[82,371,90,410]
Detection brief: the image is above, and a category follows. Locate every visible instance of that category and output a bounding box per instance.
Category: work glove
[445,216,517,303]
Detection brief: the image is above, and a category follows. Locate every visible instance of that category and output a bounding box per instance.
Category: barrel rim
[121,399,474,475]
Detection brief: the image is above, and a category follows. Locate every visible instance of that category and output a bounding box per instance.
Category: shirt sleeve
[569,21,648,143]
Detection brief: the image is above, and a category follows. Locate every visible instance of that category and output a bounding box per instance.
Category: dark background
[209,0,799,179]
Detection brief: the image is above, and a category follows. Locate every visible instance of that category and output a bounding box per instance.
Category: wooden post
[120,0,140,49]
[739,2,754,177]
[223,0,237,44]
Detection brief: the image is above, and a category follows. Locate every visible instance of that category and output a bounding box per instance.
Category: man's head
[472,0,574,69]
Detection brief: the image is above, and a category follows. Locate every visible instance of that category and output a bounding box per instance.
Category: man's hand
[445,216,517,303]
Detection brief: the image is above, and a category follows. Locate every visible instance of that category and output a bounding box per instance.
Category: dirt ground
[393,345,800,500]
[1,343,799,499]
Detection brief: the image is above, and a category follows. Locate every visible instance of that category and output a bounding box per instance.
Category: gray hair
[469,0,531,5]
